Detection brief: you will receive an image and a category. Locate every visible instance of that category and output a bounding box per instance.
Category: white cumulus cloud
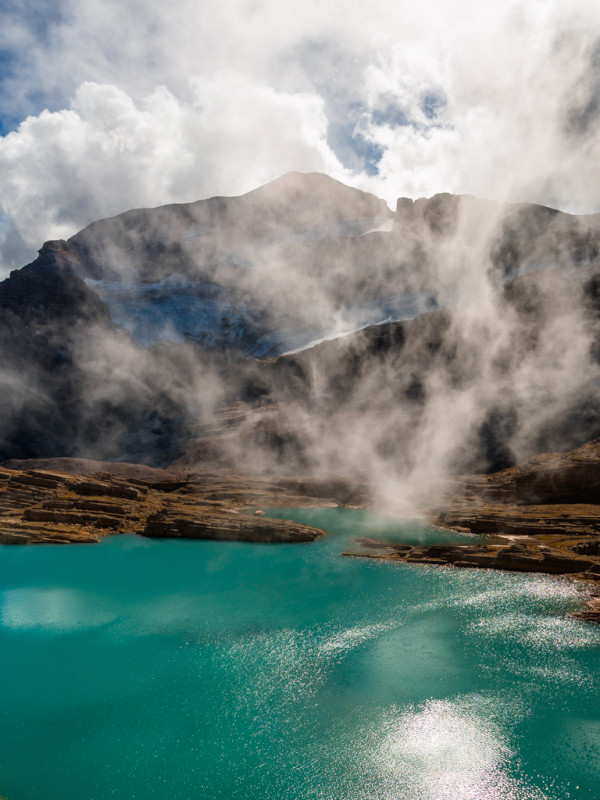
[0,77,346,272]
[1,0,600,273]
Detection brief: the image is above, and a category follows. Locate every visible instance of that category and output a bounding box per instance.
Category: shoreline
[342,516,600,622]
[2,453,600,621]
[344,437,600,623]
[0,461,363,546]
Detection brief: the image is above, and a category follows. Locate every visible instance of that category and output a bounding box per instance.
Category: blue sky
[1,0,600,274]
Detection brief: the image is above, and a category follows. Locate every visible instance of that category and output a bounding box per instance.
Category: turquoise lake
[1,507,600,799]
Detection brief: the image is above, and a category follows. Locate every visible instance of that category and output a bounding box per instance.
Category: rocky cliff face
[1,173,600,480]
[450,437,600,505]
[0,257,114,459]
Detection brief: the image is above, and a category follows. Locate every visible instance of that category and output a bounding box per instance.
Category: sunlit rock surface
[0,459,369,545]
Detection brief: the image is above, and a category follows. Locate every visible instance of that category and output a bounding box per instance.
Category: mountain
[1,172,600,485]
[37,172,395,353]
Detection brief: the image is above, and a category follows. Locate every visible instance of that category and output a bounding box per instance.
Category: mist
[1,171,599,517]
[1,2,600,512]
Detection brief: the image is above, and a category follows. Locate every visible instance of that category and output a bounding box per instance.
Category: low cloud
[0,78,345,273]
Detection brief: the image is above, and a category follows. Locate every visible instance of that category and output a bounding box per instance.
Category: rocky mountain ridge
[1,172,600,479]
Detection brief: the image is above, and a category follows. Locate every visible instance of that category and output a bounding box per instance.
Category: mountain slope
[1,173,600,483]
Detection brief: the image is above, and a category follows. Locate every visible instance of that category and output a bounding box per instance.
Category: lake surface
[0,508,599,800]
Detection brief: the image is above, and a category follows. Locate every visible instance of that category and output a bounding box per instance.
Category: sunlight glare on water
[0,508,599,800]
[369,696,549,800]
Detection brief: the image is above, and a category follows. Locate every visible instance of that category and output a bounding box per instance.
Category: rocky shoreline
[343,536,600,621]
[343,438,600,622]
[0,459,369,546]
[2,439,600,621]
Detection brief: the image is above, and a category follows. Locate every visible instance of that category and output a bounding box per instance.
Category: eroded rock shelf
[0,461,363,545]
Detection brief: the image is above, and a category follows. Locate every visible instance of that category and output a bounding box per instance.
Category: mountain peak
[236,170,392,218]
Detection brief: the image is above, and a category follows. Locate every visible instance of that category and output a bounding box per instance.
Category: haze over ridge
[1,171,599,511]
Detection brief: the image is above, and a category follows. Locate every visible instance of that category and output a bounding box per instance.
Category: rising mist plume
[1,172,599,511]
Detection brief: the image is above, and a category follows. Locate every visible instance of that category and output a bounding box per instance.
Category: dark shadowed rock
[2,174,600,476]
[143,513,322,543]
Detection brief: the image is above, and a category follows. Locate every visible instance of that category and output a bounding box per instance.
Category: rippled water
[0,508,599,800]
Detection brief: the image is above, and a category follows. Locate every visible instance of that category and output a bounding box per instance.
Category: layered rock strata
[0,461,365,545]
